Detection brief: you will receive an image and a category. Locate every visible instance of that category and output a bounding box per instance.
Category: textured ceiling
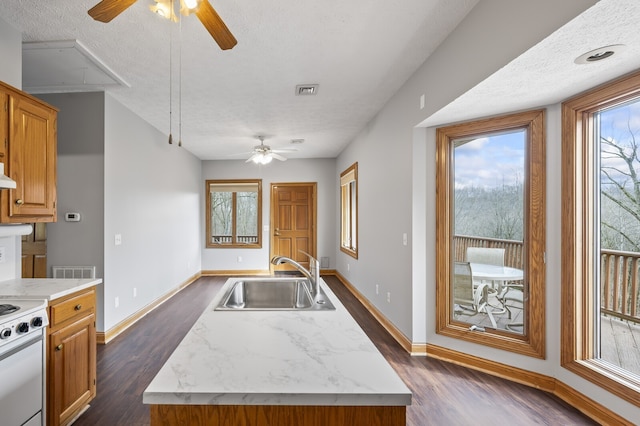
[424,0,640,127]
[0,0,478,160]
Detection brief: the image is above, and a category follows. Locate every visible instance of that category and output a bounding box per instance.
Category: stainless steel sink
[215,278,336,311]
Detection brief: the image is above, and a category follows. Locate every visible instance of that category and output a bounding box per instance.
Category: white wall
[0,17,24,281]
[201,159,336,271]
[336,0,639,422]
[103,94,201,331]
[0,17,22,89]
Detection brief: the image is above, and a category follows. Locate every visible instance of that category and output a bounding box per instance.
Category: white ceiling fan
[246,136,296,164]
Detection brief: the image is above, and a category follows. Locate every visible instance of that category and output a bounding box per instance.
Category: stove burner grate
[0,304,20,316]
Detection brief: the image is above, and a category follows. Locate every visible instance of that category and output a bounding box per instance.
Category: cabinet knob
[15,199,24,205]
[74,304,82,311]
[56,344,63,351]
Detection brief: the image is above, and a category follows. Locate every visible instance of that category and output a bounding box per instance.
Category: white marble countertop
[143,277,412,407]
[0,277,102,301]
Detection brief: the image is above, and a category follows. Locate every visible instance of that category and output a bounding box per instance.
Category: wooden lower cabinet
[150,404,406,426]
[47,287,97,426]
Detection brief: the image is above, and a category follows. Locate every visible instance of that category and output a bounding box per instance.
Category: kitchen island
[143,277,411,426]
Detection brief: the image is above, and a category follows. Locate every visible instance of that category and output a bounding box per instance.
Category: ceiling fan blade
[88,0,138,22]
[271,153,287,162]
[195,0,237,50]
[272,148,298,153]
[246,153,259,163]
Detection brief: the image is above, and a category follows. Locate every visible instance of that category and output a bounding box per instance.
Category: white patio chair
[466,247,505,292]
[466,247,505,266]
[452,262,496,328]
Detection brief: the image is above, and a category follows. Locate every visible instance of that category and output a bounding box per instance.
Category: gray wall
[103,94,202,331]
[39,92,106,327]
[201,159,337,271]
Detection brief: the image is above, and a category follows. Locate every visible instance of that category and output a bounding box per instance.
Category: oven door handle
[0,333,43,361]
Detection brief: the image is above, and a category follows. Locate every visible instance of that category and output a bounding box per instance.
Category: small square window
[206,180,262,248]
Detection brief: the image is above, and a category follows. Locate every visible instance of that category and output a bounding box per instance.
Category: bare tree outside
[599,100,640,253]
[453,132,525,242]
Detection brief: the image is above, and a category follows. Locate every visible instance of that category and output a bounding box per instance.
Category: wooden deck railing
[454,235,524,269]
[454,236,640,323]
[601,249,640,322]
[211,235,259,244]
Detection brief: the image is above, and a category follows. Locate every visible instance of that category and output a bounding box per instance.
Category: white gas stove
[0,299,48,426]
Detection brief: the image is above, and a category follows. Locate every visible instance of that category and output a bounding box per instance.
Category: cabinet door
[4,94,57,221]
[49,313,96,426]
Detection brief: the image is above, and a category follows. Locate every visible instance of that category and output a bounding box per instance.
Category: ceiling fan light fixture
[150,1,177,21]
[182,0,200,9]
[251,153,273,165]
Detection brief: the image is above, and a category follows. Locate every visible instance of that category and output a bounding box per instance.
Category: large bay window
[436,110,546,358]
[562,70,640,405]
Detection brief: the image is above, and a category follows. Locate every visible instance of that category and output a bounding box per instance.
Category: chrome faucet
[271,252,320,299]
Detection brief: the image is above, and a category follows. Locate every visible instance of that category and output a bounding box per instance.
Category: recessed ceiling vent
[295,84,319,96]
[574,44,626,65]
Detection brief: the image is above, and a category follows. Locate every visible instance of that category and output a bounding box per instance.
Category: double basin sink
[215,278,336,311]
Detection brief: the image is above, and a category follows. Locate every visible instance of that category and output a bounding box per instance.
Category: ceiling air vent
[295,84,319,96]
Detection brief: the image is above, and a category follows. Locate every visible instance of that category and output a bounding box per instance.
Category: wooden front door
[270,183,316,273]
[22,222,47,278]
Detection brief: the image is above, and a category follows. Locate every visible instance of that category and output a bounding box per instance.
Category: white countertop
[0,278,102,301]
[143,277,412,407]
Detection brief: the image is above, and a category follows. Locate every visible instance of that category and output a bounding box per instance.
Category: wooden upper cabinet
[0,80,57,223]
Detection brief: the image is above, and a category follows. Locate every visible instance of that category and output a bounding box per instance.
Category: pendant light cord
[168,0,174,144]
[178,8,183,147]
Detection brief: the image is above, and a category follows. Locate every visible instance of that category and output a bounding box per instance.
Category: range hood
[0,163,16,189]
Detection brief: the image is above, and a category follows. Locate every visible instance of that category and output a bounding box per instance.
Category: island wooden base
[150,404,406,426]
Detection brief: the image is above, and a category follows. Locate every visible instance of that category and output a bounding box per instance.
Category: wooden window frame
[436,109,546,358]
[205,179,262,249]
[340,162,358,259]
[561,71,640,406]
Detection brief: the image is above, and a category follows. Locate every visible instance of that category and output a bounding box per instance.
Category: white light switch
[402,233,408,246]
[115,234,122,246]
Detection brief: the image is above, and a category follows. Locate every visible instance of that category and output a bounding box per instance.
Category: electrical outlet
[347,263,350,271]
[115,296,120,308]
[133,287,137,298]
[0,246,5,263]
[386,292,391,303]
[237,256,242,263]
[114,234,122,246]
[376,284,379,295]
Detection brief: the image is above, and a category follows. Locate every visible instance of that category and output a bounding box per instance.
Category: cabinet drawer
[50,290,95,328]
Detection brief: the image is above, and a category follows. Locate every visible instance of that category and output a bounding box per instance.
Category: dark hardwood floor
[73,275,597,426]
